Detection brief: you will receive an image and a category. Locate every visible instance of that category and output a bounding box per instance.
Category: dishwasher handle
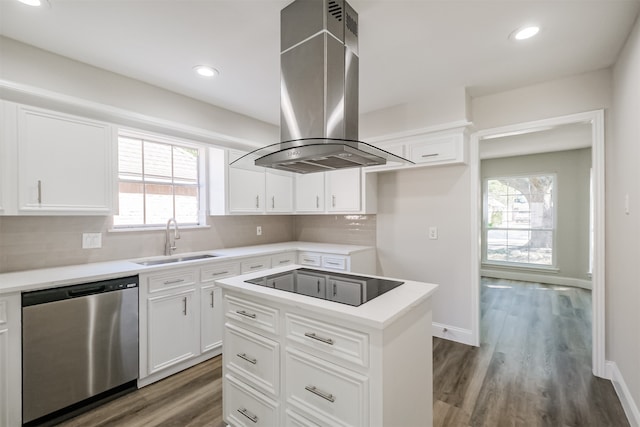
[68,285,106,298]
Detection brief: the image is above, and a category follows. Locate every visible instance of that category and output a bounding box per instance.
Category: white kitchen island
[216,265,438,427]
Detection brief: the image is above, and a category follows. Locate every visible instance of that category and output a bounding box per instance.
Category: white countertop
[0,242,374,294]
[216,264,438,330]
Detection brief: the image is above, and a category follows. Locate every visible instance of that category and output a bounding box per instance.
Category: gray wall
[610,12,640,415]
[481,148,592,282]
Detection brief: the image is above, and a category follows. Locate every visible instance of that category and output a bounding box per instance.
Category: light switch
[429,226,438,240]
[82,233,102,249]
[256,226,262,236]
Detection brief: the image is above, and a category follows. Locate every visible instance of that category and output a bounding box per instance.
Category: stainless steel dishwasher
[22,275,139,425]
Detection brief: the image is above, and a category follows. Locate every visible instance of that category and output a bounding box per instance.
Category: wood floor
[60,278,628,427]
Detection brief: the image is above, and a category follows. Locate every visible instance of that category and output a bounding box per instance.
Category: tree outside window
[484,174,555,266]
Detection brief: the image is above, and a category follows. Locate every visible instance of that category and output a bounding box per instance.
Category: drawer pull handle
[236,310,257,319]
[304,332,334,345]
[303,258,314,263]
[326,261,340,266]
[421,153,439,158]
[237,353,257,365]
[164,279,185,285]
[305,385,335,403]
[237,407,259,423]
[279,259,290,264]
[211,271,229,276]
[250,264,264,269]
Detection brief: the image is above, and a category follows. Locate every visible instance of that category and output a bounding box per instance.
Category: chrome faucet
[165,218,180,256]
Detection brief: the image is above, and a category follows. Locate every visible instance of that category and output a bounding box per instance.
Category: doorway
[469,110,606,378]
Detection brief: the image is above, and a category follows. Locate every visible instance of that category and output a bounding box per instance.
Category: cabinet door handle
[182,297,187,315]
[210,290,214,308]
[332,195,336,207]
[305,385,335,403]
[37,180,42,204]
[272,196,275,209]
[317,280,320,294]
[316,195,319,208]
[236,310,257,319]
[304,332,334,345]
[164,279,185,285]
[237,352,257,365]
[256,195,259,208]
[237,407,259,423]
[333,281,337,296]
[211,271,229,276]
[421,153,439,158]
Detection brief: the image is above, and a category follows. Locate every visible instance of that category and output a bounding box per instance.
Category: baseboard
[608,360,640,427]
[481,269,592,290]
[432,322,475,346]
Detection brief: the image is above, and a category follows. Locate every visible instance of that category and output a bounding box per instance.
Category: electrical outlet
[256,226,262,236]
[428,226,438,240]
[82,233,102,249]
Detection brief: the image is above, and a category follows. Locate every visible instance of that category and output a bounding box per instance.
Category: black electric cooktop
[245,268,404,307]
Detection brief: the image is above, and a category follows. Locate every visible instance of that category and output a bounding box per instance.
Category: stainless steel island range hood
[231,0,413,174]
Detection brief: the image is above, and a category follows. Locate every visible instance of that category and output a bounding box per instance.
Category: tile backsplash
[0,215,294,273]
[0,214,377,273]
[293,215,376,247]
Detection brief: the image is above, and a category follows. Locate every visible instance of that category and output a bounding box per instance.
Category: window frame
[112,129,207,230]
[482,172,558,270]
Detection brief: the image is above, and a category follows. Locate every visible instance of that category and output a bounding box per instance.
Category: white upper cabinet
[228,167,266,213]
[6,103,116,215]
[294,173,324,213]
[266,171,293,213]
[326,169,361,212]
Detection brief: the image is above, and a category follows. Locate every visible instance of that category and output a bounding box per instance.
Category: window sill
[482,261,560,273]
[108,224,211,233]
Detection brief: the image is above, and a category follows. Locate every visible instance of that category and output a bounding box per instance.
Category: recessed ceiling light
[193,65,219,78]
[16,0,42,5]
[512,26,540,41]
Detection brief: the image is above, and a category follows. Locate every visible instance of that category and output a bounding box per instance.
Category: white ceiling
[1,0,638,125]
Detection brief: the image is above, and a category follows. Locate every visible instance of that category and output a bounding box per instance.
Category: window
[113,133,204,228]
[484,174,555,267]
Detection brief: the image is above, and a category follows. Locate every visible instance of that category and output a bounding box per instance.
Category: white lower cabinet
[221,289,433,427]
[0,293,20,427]
[139,260,238,386]
[147,289,199,373]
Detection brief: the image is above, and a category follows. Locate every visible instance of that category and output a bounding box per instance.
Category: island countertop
[215,264,438,330]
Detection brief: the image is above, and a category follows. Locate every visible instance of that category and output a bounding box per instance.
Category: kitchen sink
[135,254,219,266]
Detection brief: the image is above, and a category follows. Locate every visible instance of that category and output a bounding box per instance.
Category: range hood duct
[232,0,413,173]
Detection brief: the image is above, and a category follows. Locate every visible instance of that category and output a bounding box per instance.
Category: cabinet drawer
[298,252,321,267]
[321,255,347,271]
[201,262,240,283]
[225,323,280,397]
[286,349,368,427]
[286,313,369,368]
[225,294,279,335]
[286,409,322,427]
[146,269,197,293]
[271,251,296,267]
[408,134,461,164]
[241,256,272,274]
[225,374,279,427]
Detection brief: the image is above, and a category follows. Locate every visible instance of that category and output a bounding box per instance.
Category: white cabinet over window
[229,167,266,213]
[0,102,116,216]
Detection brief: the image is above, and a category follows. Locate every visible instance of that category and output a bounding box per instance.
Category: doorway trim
[469,109,606,378]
